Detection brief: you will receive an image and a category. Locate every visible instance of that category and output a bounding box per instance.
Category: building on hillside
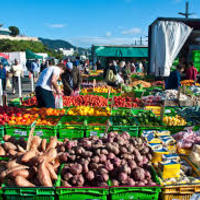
[59,48,75,56]
[0,26,11,35]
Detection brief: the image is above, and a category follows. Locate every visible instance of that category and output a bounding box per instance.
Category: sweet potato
[30,136,42,151]
[46,163,57,180]
[4,142,17,151]
[21,151,36,163]
[17,145,26,153]
[46,137,57,152]
[0,145,5,156]
[41,139,47,152]
[38,161,53,187]
[37,148,57,164]
[8,150,17,156]
[10,169,29,178]
[3,135,11,142]
[1,165,29,179]
[7,159,19,169]
[15,176,35,187]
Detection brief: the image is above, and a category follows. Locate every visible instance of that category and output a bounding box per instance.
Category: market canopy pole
[0,79,3,106]
[18,75,22,98]
[31,73,34,93]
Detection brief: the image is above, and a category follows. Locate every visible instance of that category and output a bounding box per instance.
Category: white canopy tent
[149,19,193,77]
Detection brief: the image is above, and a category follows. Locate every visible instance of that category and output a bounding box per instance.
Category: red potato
[85,171,95,181]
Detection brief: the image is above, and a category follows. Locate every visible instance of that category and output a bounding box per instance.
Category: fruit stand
[1,79,200,199]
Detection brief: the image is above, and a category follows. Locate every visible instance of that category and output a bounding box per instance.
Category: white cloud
[69,36,147,48]
[47,24,66,28]
[121,27,142,35]
[105,32,112,37]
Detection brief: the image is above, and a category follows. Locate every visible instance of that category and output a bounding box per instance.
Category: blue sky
[1,0,200,47]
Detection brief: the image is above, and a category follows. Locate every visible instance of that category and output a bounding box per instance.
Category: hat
[66,62,73,70]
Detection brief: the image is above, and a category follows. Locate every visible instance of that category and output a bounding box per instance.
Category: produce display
[137,110,162,127]
[67,106,111,116]
[60,132,156,187]
[0,136,59,187]
[82,86,119,94]
[112,96,140,108]
[163,115,187,126]
[130,80,151,88]
[112,109,137,126]
[5,73,200,200]
[160,90,188,101]
[142,95,161,106]
[63,95,108,107]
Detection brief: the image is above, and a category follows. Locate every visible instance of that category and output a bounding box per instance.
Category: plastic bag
[55,95,63,109]
[6,79,12,89]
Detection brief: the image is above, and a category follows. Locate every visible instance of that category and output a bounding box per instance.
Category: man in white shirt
[35,59,65,108]
[11,59,23,94]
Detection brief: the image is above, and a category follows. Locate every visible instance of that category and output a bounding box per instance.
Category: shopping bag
[55,95,63,109]
[6,79,12,89]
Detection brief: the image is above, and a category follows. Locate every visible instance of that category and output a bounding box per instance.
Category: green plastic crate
[0,126,4,139]
[56,187,108,200]
[34,126,58,138]
[5,125,31,138]
[85,126,107,137]
[55,164,109,200]
[111,126,139,137]
[110,167,161,200]
[3,187,55,200]
[58,116,85,139]
[0,188,2,200]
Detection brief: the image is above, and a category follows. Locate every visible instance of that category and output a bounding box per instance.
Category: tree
[8,26,20,36]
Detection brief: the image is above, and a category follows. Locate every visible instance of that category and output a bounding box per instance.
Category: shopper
[31,59,40,82]
[0,63,6,93]
[165,65,184,90]
[40,60,47,72]
[61,62,81,96]
[11,59,23,94]
[35,60,65,108]
[186,62,198,81]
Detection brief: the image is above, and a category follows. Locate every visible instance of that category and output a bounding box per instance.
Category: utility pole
[178,0,194,19]
[140,36,143,45]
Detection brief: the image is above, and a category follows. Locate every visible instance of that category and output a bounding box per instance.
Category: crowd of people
[0,55,199,108]
[103,59,147,87]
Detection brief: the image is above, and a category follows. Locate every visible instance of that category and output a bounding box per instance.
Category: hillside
[39,37,89,55]
[39,38,75,49]
[0,39,63,59]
